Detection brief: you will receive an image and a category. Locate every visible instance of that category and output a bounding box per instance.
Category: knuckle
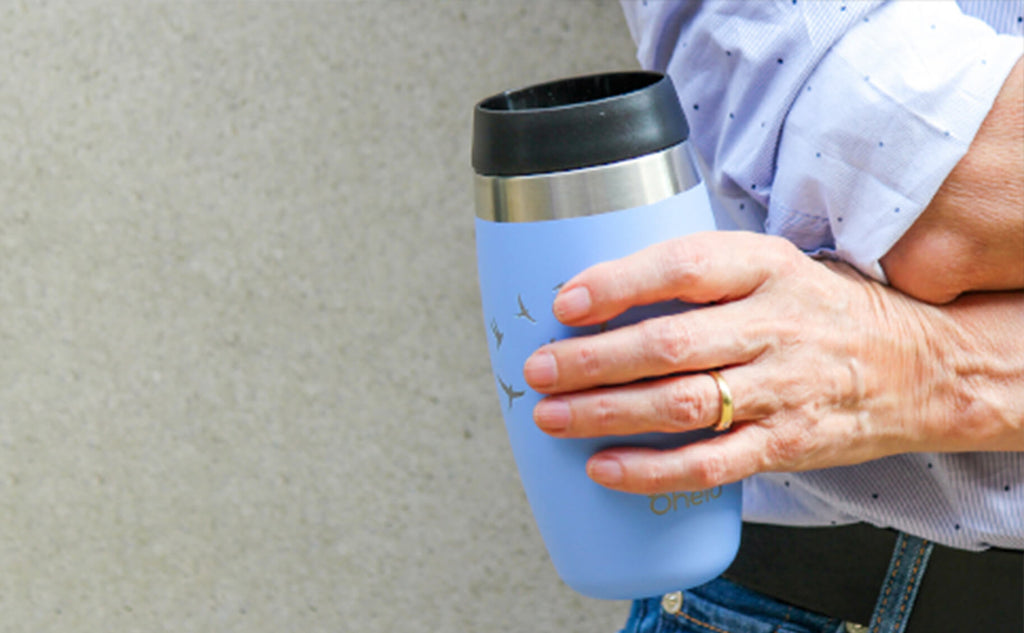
[592,395,618,432]
[763,235,803,276]
[764,425,812,468]
[766,233,801,258]
[658,240,708,289]
[689,453,728,489]
[574,342,602,379]
[769,318,804,350]
[633,462,676,495]
[641,317,691,369]
[659,380,708,430]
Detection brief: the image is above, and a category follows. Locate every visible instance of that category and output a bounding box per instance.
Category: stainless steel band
[474,142,702,223]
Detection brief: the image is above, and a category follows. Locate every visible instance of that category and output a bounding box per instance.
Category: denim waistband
[622,577,846,633]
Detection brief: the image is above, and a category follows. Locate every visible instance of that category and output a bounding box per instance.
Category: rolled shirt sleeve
[621,0,1024,280]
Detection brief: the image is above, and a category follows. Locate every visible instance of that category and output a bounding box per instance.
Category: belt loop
[867,532,934,633]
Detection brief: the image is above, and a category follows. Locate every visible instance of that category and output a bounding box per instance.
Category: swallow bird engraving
[515,294,536,323]
[489,318,504,350]
[497,375,526,410]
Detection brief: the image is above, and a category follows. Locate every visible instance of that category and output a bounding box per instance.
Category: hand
[881,55,1024,304]
[523,232,1024,494]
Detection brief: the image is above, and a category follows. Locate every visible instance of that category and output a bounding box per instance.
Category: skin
[523,233,1023,494]
[882,56,1024,304]
[522,55,1024,496]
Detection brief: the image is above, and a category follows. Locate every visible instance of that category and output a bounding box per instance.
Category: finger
[552,231,797,326]
[584,425,775,494]
[585,409,887,494]
[524,300,768,394]
[534,366,771,437]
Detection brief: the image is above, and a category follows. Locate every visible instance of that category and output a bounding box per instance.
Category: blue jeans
[621,533,933,633]
[620,578,849,633]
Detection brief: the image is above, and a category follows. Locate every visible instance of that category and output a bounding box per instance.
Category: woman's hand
[523,231,1024,494]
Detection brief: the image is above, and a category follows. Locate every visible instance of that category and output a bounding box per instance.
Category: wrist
[924,292,1024,451]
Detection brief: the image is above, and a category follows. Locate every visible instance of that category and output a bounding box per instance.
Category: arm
[881,55,1024,304]
[624,1,1023,291]
[523,233,1023,493]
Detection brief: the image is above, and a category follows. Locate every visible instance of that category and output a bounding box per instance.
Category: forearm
[924,290,1024,451]
[882,55,1024,304]
[770,2,1022,284]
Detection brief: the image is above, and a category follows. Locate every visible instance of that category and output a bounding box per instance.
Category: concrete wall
[0,2,639,631]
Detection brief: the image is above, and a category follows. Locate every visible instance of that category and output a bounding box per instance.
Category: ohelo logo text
[648,487,723,515]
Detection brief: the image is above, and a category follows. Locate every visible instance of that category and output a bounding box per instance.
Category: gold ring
[708,370,734,432]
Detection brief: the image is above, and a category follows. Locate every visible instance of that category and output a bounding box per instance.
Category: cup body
[472,72,741,600]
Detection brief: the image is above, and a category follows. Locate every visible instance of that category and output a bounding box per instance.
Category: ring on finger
[708,370,734,432]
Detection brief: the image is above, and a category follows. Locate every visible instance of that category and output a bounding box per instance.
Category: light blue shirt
[621,0,1024,551]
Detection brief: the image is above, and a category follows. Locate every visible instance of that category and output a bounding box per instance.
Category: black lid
[472,71,689,177]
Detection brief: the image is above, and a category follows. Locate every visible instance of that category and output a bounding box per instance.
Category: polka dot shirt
[621,0,1024,551]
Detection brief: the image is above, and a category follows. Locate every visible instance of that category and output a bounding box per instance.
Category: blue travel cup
[472,72,741,600]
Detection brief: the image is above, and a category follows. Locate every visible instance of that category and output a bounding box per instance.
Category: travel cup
[472,71,741,600]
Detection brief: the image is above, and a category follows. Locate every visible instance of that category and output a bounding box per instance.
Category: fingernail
[534,398,571,432]
[523,352,557,389]
[553,286,591,322]
[587,457,624,486]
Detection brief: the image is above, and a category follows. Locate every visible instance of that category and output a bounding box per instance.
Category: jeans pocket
[660,592,779,633]
[652,579,841,633]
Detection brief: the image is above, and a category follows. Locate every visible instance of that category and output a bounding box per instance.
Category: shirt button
[660,591,684,615]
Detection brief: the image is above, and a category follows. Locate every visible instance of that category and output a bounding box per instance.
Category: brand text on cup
[648,487,724,515]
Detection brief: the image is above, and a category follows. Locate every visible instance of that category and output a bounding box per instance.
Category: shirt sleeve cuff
[769,1,1023,282]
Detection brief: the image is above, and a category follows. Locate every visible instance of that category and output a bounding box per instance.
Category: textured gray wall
[0,2,639,631]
